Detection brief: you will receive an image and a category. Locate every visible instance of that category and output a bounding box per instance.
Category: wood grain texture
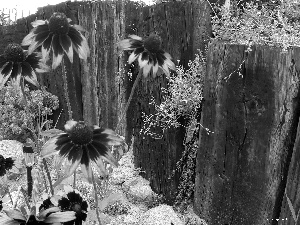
[125,0,211,204]
[194,41,300,224]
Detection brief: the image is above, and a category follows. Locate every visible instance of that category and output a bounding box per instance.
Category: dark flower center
[4,43,25,62]
[72,203,82,213]
[68,122,93,145]
[48,12,69,35]
[143,34,162,53]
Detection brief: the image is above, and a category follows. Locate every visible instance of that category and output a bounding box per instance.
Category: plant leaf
[286,192,297,222]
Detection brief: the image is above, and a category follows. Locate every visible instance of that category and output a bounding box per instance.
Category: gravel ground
[0,140,23,158]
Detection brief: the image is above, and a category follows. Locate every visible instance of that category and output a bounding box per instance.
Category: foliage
[212,0,300,51]
[0,82,59,142]
[140,52,205,138]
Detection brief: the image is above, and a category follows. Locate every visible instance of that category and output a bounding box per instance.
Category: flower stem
[43,158,54,195]
[61,56,76,187]
[27,166,33,199]
[116,70,142,133]
[91,171,102,225]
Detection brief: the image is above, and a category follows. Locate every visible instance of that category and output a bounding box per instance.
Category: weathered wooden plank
[194,41,300,224]
[126,0,211,204]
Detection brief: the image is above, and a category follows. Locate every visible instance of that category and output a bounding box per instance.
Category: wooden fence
[0,0,211,205]
[195,41,300,224]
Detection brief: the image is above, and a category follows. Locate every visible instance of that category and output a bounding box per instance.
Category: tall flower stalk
[22,12,91,191]
[116,34,175,132]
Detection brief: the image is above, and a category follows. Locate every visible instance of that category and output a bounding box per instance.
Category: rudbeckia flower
[41,120,124,182]
[57,186,88,225]
[22,12,90,69]
[118,34,175,77]
[0,155,15,177]
[0,206,76,225]
[0,43,48,88]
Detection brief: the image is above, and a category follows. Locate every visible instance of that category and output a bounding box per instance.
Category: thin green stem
[73,168,76,189]
[61,57,76,186]
[116,70,142,133]
[91,171,102,225]
[43,158,54,195]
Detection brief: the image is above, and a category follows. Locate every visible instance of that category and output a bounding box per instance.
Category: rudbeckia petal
[22,29,37,46]
[41,135,61,158]
[152,61,159,78]
[142,63,152,77]
[43,211,76,223]
[93,128,124,146]
[42,33,53,62]
[65,149,82,177]
[0,63,12,88]
[38,207,60,219]
[163,52,175,70]
[31,20,46,27]
[118,39,132,50]
[90,142,118,166]
[0,216,19,224]
[28,31,50,55]
[24,70,40,87]
[68,26,90,61]
[3,209,26,221]
[52,35,64,69]
[138,52,149,68]
[64,120,78,131]
[80,164,93,183]
[128,47,144,64]
[128,34,143,40]
[72,24,85,32]
[93,157,108,177]
[60,34,73,63]
[0,55,7,68]
[1,62,13,76]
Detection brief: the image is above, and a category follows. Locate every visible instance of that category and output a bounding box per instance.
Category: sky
[1,0,153,20]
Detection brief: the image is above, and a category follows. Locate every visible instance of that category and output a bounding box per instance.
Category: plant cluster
[0,82,59,142]
[140,53,205,138]
[212,0,300,51]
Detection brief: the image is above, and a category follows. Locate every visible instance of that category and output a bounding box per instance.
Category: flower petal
[65,149,82,177]
[60,34,73,63]
[0,63,12,88]
[31,20,46,27]
[128,47,144,64]
[152,60,159,78]
[0,216,19,224]
[93,128,124,146]
[28,31,50,55]
[41,135,62,158]
[68,26,90,61]
[3,209,26,221]
[128,34,143,40]
[72,24,85,32]
[64,120,78,131]
[142,63,152,77]
[42,33,53,62]
[163,52,175,70]
[93,157,109,177]
[43,211,76,223]
[80,163,93,183]
[138,52,149,68]
[22,29,37,46]
[52,35,64,69]
[90,141,118,167]
[24,69,40,87]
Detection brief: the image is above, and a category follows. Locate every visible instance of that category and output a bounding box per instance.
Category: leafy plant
[0,82,59,142]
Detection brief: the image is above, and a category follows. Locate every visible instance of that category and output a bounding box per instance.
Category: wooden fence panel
[194,41,300,224]
[0,0,211,204]
[126,0,211,204]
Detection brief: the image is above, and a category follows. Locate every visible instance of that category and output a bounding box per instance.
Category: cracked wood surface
[194,41,300,224]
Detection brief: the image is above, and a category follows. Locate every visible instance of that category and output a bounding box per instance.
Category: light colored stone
[138,204,184,225]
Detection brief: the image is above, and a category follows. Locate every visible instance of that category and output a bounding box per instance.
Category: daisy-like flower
[118,34,175,77]
[0,43,48,88]
[57,186,88,225]
[41,120,124,182]
[0,155,15,177]
[22,12,90,69]
[0,206,76,225]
